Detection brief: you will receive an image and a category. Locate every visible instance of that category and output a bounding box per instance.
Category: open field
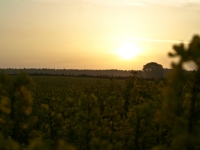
[31,76,126,87]
[1,36,200,149]
[1,0,199,149]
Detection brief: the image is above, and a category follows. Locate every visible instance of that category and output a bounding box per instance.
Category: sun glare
[116,42,140,60]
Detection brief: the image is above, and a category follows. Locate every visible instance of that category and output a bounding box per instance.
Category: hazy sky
[0,0,200,70]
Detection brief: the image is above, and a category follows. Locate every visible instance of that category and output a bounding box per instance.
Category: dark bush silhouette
[143,62,164,78]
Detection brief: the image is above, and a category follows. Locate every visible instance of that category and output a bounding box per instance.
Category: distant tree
[143,62,164,78]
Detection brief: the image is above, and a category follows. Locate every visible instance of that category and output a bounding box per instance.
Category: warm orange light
[116,42,141,60]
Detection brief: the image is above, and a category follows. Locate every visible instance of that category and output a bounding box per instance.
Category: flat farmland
[31,76,126,87]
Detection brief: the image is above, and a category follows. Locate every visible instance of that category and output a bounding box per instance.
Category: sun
[116,42,140,60]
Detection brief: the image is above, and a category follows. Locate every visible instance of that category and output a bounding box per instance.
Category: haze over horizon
[0,0,200,70]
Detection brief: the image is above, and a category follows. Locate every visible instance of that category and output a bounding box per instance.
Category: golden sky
[0,0,200,70]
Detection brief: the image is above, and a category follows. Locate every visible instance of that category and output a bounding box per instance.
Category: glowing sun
[116,42,140,60]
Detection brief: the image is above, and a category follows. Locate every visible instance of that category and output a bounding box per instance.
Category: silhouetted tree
[143,62,163,78]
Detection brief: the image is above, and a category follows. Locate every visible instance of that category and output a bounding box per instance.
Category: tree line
[0,68,172,78]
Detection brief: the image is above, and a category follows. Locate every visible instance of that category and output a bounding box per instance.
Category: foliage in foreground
[0,35,200,150]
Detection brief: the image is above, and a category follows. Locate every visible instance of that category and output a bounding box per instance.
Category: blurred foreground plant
[155,35,200,150]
